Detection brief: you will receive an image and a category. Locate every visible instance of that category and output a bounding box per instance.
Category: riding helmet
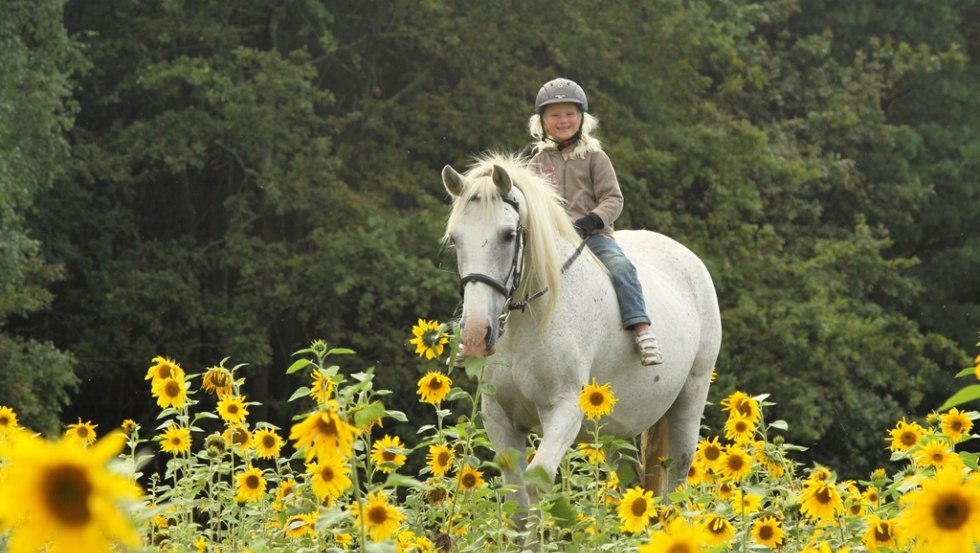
[534,78,588,113]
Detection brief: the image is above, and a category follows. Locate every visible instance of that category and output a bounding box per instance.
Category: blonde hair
[527,111,603,160]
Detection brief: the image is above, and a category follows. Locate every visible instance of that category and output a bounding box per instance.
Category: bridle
[457,194,528,308]
[457,193,587,313]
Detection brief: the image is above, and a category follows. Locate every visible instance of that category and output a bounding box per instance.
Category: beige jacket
[529,148,624,236]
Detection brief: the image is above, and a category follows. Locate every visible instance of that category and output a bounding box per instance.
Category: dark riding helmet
[534,78,588,114]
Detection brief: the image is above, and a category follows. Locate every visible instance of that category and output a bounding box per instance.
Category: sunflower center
[320,467,335,481]
[43,464,93,525]
[316,415,339,438]
[708,517,727,534]
[630,497,648,517]
[934,494,969,529]
[427,379,444,391]
[0,415,10,426]
[589,392,605,407]
[164,380,181,398]
[461,474,476,488]
[815,486,832,504]
[667,545,693,553]
[368,505,389,524]
[874,522,892,541]
[727,455,744,471]
[382,450,396,462]
[437,452,450,467]
[703,445,721,461]
[423,330,442,347]
[758,525,773,540]
[76,427,90,439]
[245,474,261,490]
[262,435,276,448]
[229,428,248,445]
[900,432,918,446]
[737,402,752,417]
[227,404,239,414]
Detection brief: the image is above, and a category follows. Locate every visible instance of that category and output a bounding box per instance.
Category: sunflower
[201,365,233,396]
[888,418,926,452]
[799,481,844,526]
[145,355,185,382]
[311,369,335,405]
[862,485,881,508]
[0,405,19,434]
[151,376,188,410]
[290,409,359,461]
[409,318,449,360]
[416,372,453,405]
[159,424,192,455]
[217,394,249,425]
[308,451,353,501]
[754,440,787,478]
[235,465,267,502]
[351,490,405,542]
[223,424,252,451]
[577,442,606,464]
[0,430,141,553]
[724,416,756,444]
[939,408,974,442]
[702,514,736,546]
[686,458,714,486]
[717,445,753,482]
[898,467,980,553]
[120,418,139,437]
[844,492,866,517]
[273,478,297,511]
[427,444,454,477]
[720,391,761,424]
[695,435,724,471]
[334,532,354,549]
[914,438,962,470]
[253,427,284,460]
[617,486,656,533]
[751,515,785,548]
[371,434,409,473]
[730,489,763,516]
[578,378,618,420]
[458,464,485,491]
[64,418,98,445]
[638,517,708,553]
[863,514,900,552]
[284,511,318,538]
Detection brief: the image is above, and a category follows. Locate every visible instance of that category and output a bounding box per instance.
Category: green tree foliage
[0,0,80,433]
[8,0,976,477]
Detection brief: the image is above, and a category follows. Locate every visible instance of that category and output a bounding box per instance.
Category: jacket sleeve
[589,150,624,228]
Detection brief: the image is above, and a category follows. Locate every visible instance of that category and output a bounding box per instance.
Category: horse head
[442,163,526,359]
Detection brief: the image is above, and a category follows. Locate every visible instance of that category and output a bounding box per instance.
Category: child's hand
[574,213,603,238]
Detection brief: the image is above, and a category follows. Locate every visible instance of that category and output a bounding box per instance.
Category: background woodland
[2,0,978,478]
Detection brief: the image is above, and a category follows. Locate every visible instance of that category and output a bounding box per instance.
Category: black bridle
[457,194,527,306]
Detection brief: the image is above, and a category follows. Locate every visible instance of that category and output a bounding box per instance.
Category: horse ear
[491,164,512,195]
[442,165,465,197]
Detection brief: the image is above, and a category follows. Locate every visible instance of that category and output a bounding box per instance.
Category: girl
[528,78,663,366]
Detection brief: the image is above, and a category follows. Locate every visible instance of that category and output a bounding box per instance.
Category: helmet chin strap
[541,119,582,151]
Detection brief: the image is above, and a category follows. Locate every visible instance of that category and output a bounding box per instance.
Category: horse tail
[640,417,669,496]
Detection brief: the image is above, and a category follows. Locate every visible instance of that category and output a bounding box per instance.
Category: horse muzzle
[459,316,498,358]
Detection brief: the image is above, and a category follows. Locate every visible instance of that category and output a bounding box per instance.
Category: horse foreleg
[482,397,530,517]
[525,404,584,504]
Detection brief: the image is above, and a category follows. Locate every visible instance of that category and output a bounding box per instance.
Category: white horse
[441,153,722,524]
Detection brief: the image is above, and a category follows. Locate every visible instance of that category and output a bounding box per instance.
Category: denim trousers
[585,233,651,329]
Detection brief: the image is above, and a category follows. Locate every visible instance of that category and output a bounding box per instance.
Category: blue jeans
[585,234,651,329]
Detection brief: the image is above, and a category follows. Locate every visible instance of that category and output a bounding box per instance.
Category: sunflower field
[1,324,979,553]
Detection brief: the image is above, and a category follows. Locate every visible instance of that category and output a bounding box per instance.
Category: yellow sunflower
[151,376,188,410]
[371,434,409,473]
[235,465,267,502]
[64,418,98,445]
[724,416,756,444]
[914,438,962,470]
[695,435,725,471]
[427,443,454,477]
[888,418,926,452]
[284,511,319,538]
[311,369,335,405]
[751,515,785,548]
[290,409,359,461]
[458,464,485,491]
[754,440,787,477]
[0,405,19,434]
[217,394,250,425]
[730,489,763,516]
[578,378,617,420]
[416,371,453,405]
[577,442,606,464]
[898,467,980,553]
[939,407,974,442]
[351,490,405,542]
[334,532,354,549]
[0,430,141,553]
[717,445,753,482]
[145,355,185,382]
[638,517,708,553]
[617,486,656,533]
[686,457,714,486]
[273,478,297,511]
[863,514,900,552]
[158,423,192,455]
[862,485,881,508]
[308,451,353,501]
[720,391,761,424]
[120,419,139,437]
[799,481,844,526]
[223,424,252,451]
[702,514,736,546]
[200,365,234,396]
[253,427,284,460]
[409,318,449,360]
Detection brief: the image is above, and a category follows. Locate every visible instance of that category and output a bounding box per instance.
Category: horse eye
[502,229,517,243]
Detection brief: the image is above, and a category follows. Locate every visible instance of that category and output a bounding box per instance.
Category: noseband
[457,194,527,307]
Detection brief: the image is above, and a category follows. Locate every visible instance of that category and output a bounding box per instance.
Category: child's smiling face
[542,102,582,143]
